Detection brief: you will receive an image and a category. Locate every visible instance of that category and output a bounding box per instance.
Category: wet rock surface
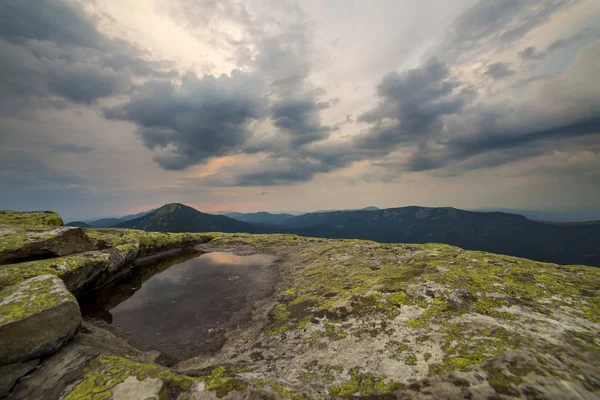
[81,252,278,365]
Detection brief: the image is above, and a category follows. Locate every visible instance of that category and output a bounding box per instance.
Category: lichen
[328,367,404,396]
[0,210,63,227]
[200,365,249,398]
[62,356,195,400]
[483,365,523,397]
[0,275,73,324]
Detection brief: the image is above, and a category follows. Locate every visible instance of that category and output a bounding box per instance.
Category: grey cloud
[519,46,545,60]
[149,0,333,179]
[0,0,101,48]
[51,144,95,154]
[519,28,593,60]
[0,0,177,114]
[406,117,600,173]
[105,70,268,170]
[433,0,577,61]
[0,152,86,187]
[271,96,332,146]
[355,40,600,179]
[484,62,515,79]
[356,58,470,150]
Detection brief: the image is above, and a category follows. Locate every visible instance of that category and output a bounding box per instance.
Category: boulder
[0,211,63,227]
[0,242,140,294]
[0,225,93,266]
[0,275,81,366]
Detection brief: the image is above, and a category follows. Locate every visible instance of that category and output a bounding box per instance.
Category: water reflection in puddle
[80,252,277,365]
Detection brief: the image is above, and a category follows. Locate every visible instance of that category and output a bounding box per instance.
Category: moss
[0,210,63,226]
[299,372,318,383]
[429,324,521,376]
[507,357,536,377]
[313,320,348,340]
[328,367,404,396]
[484,366,522,397]
[0,249,117,289]
[62,358,254,399]
[201,366,249,398]
[62,356,195,400]
[387,290,409,307]
[251,379,307,399]
[423,353,432,362]
[0,275,73,324]
[405,354,417,366]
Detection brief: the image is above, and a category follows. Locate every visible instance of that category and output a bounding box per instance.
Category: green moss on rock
[328,367,404,396]
[0,211,63,227]
[62,356,195,400]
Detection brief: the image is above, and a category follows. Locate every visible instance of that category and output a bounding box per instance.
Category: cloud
[519,28,594,60]
[518,46,545,60]
[271,96,332,146]
[105,70,268,170]
[430,0,578,64]
[51,144,95,154]
[355,58,471,150]
[403,40,600,172]
[0,0,177,115]
[484,62,515,79]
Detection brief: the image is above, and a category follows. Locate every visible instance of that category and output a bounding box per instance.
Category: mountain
[469,207,599,222]
[87,217,122,228]
[113,203,259,233]
[65,221,93,228]
[82,209,156,228]
[283,206,600,266]
[313,206,380,213]
[225,211,295,225]
[107,203,600,266]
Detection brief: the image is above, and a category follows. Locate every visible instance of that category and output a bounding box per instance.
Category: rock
[0,225,93,266]
[0,211,63,227]
[0,275,81,366]
[9,322,156,400]
[0,360,38,397]
[0,243,140,294]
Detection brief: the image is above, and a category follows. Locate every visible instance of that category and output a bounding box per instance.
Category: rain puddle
[80,251,277,366]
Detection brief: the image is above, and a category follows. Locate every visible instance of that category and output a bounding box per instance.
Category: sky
[0,0,599,221]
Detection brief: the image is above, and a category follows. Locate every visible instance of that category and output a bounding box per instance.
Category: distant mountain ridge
[284,206,600,266]
[96,203,599,267]
[225,211,295,225]
[114,203,259,233]
[72,209,156,228]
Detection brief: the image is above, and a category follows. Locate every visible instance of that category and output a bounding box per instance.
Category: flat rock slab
[0,211,63,227]
[0,225,93,266]
[0,274,81,366]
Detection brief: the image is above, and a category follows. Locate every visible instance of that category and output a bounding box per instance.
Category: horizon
[52,202,600,224]
[1,0,599,222]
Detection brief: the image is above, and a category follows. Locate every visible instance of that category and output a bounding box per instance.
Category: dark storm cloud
[129,0,334,179]
[355,58,471,150]
[484,62,515,79]
[51,144,95,154]
[356,37,600,178]
[405,117,600,172]
[0,0,100,47]
[105,71,268,170]
[0,0,177,115]
[271,97,332,146]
